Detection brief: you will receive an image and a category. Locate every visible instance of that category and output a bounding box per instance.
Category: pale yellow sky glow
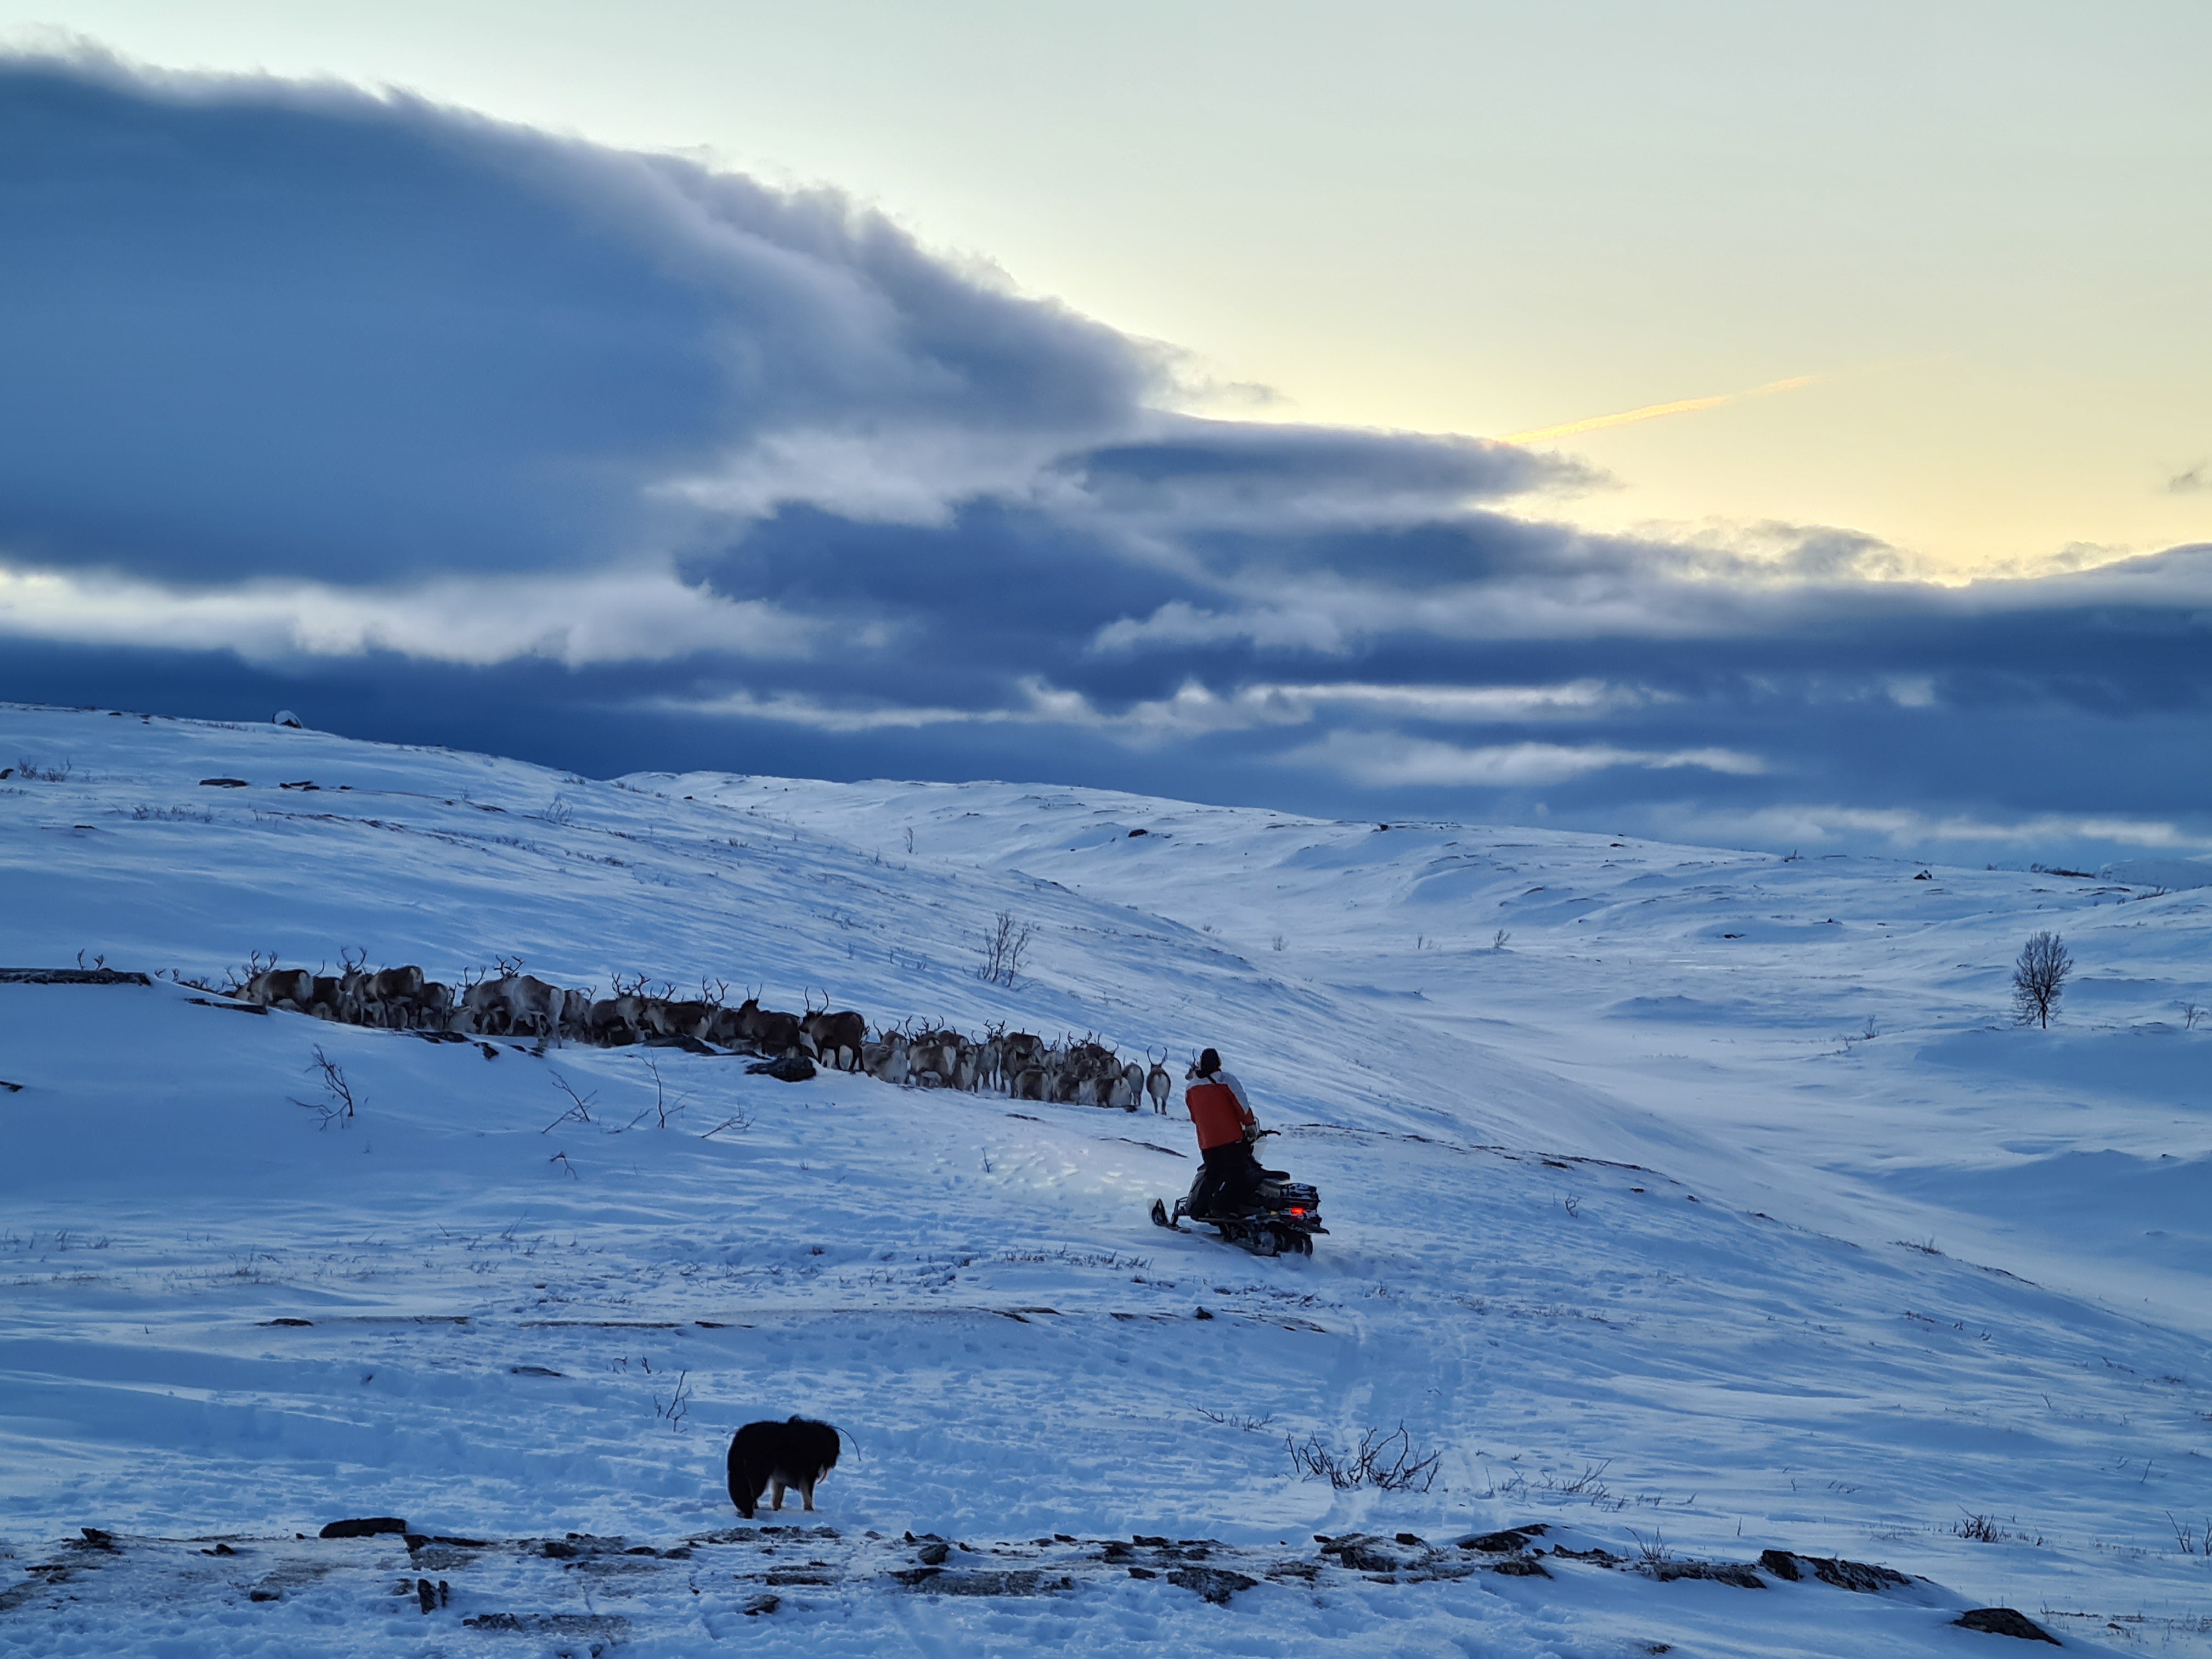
[1500,376,1820,447]
[3,1,2207,578]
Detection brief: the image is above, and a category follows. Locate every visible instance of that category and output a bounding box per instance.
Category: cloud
[2169,464,2208,494]
[0,563,809,667]
[1291,731,1765,788]
[0,52,1160,584]
[1633,803,2212,856]
[0,53,2208,870]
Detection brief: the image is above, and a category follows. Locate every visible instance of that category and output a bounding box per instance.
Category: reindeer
[1113,1060,1147,1111]
[465,973,564,1041]
[1145,1048,1173,1114]
[974,1023,1008,1094]
[588,995,645,1046]
[861,1027,911,1086]
[351,963,426,1029]
[411,979,454,1031]
[1000,1031,1042,1091]
[644,997,716,1042]
[802,991,867,1073]
[906,1025,967,1090]
[336,947,374,1025]
[735,994,814,1059]
[244,964,317,1012]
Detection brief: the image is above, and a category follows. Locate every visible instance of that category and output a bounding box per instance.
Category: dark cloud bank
[3,55,2208,866]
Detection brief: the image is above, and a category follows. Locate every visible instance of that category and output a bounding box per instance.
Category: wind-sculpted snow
[1,706,2208,1655]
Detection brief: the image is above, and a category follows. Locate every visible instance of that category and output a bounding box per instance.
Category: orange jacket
[1186,1077,1256,1152]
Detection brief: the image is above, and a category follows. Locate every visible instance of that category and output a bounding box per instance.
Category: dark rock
[319,1517,408,1539]
[78,1527,117,1549]
[1167,1566,1260,1604]
[1808,1556,1911,1593]
[263,1318,314,1328]
[509,1364,563,1377]
[199,778,250,788]
[416,1578,437,1614]
[1651,1559,1763,1588]
[249,1588,280,1602]
[1490,1555,1552,1577]
[1554,1545,1621,1566]
[1132,1534,1171,1547]
[1128,1566,1157,1578]
[898,1569,1063,1596]
[0,968,154,986]
[1319,1536,1403,1573]
[742,1594,780,1617]
[1758,1549,1802,1581]
[1461,1525,1547,1554]
[917,1541,951,1565]
[1955,1607,2061,1643]
[1395,1532,1426,1546]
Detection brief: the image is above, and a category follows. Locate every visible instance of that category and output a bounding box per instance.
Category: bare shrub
[653,1368,694,1432]
[978,911,1034,988]
[291,1045,358,1127]
[544,1072,597,1133]
[1286,1423,1440,1492]
[2010,931,2073,1028]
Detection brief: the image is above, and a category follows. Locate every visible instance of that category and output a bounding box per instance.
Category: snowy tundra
[1,703,2208,1657]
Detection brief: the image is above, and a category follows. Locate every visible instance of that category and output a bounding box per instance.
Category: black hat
[1198,1047,1222,1075]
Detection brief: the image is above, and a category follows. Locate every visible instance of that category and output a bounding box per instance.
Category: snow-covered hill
[2,704,2207,1656]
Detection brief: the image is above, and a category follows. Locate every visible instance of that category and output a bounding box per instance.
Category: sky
[0,8,2208,865]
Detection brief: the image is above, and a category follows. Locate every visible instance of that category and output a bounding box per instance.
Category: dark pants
[1192,1141,1263,1217]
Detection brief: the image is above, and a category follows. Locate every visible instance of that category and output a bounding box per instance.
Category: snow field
[1,705,2207,1654]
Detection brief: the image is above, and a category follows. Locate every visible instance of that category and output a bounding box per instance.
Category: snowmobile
[1150,1135,1326,1257]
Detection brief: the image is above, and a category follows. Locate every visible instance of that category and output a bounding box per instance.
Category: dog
[726,1416,842,1519]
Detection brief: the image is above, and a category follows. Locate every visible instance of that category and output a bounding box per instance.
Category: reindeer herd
[233,951,1179,1113]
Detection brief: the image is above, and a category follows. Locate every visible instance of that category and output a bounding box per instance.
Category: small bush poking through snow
[1286,1423,1441,1492]
[978,910,1034,987]
[290,1045,358,1128]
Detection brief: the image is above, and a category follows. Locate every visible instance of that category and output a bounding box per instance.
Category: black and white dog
[726,1416,842,1519]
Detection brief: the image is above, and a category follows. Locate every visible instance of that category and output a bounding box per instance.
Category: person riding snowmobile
[1183,1047,1267,1217]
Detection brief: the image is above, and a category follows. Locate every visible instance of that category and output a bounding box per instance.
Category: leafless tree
[2011,930,2073,1028]
[291,1045,358,1127]
[978,911,1034,987]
